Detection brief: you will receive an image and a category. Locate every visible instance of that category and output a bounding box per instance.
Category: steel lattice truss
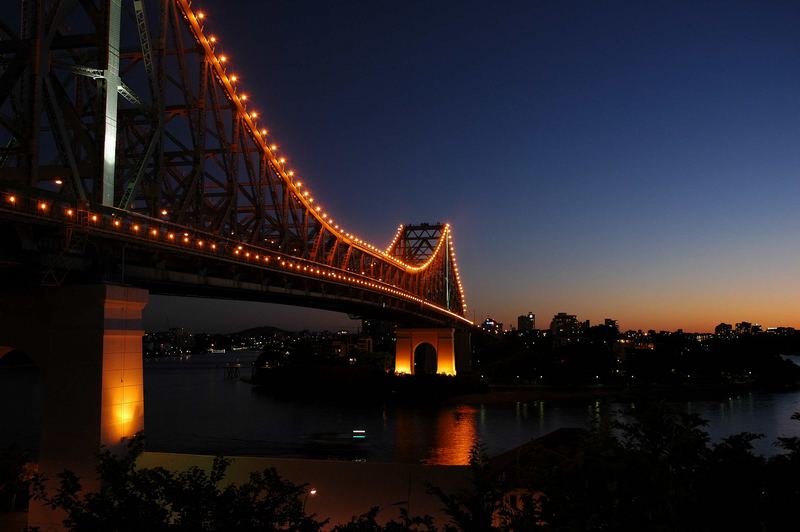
[0,0,468,322]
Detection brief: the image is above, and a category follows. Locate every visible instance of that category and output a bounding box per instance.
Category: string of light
[1,191,472,324]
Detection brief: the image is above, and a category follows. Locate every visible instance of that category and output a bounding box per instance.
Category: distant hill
[233,325,287,336]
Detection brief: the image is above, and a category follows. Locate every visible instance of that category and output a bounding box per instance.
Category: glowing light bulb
[209,36,217,43]
[219,55,227,63]
[197,11,205,20]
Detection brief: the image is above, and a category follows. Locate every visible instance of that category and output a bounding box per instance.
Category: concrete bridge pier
[0,284,148,531]
[394,328,471,375]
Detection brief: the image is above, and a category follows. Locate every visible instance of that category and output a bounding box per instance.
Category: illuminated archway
[413,342,438,375]
[394,328,456,375]
[0,346,15,359]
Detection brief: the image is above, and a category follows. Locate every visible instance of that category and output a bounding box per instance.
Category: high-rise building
[714,323,733,337]
[481,317,503,335]
[550,312,581,347]
[517,312,535,331]
[361,318,394,352]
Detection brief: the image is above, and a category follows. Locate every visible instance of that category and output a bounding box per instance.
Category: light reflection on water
[3,351,800,464]
[425,405,478,465]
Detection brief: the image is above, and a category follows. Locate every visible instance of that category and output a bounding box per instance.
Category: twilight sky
[146,0,800,333]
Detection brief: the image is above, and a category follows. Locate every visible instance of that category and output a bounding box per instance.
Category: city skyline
[138,0,800,333]
[144,294,798,335]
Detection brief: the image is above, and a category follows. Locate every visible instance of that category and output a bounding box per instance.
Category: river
[142,351,800,463]
[3,351,800,465]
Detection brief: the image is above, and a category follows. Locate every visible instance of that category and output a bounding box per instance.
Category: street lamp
[303,488,317,513]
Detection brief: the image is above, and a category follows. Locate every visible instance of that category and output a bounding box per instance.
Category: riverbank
[448,382,800,405]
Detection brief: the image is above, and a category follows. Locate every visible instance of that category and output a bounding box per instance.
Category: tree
[427,444,504,532]
[333,506,438,532]
[0,444,34,512]
[31,434,325,531]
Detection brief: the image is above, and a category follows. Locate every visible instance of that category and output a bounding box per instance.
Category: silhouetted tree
[427,444,504,532]
[0,444,33,512]
[31,434,325,532]
[333,506,438,532]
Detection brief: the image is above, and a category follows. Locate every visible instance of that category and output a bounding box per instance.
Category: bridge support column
[394,328,457,376]
[0,284,148,531]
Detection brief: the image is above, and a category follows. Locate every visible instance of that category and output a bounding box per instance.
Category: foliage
[511,402,800,531]
[333,506,438,532]
[427,444,502,532]
[26,408,800,531]
[0,444,34,511]
[31,434,324,531]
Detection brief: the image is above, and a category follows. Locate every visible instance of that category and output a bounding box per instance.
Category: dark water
[142,352,800,463]
[4,352,800,464]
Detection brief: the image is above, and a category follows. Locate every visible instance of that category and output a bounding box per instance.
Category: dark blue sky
[146,0,800,332]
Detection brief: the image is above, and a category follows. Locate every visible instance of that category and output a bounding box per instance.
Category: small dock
[224,362,241,379]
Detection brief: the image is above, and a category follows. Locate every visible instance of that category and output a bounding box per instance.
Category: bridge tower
[387,224,471,376]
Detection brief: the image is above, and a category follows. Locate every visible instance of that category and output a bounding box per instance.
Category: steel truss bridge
[0,0,471,327]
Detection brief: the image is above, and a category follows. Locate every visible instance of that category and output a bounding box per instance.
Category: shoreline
[447,383,800,405]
